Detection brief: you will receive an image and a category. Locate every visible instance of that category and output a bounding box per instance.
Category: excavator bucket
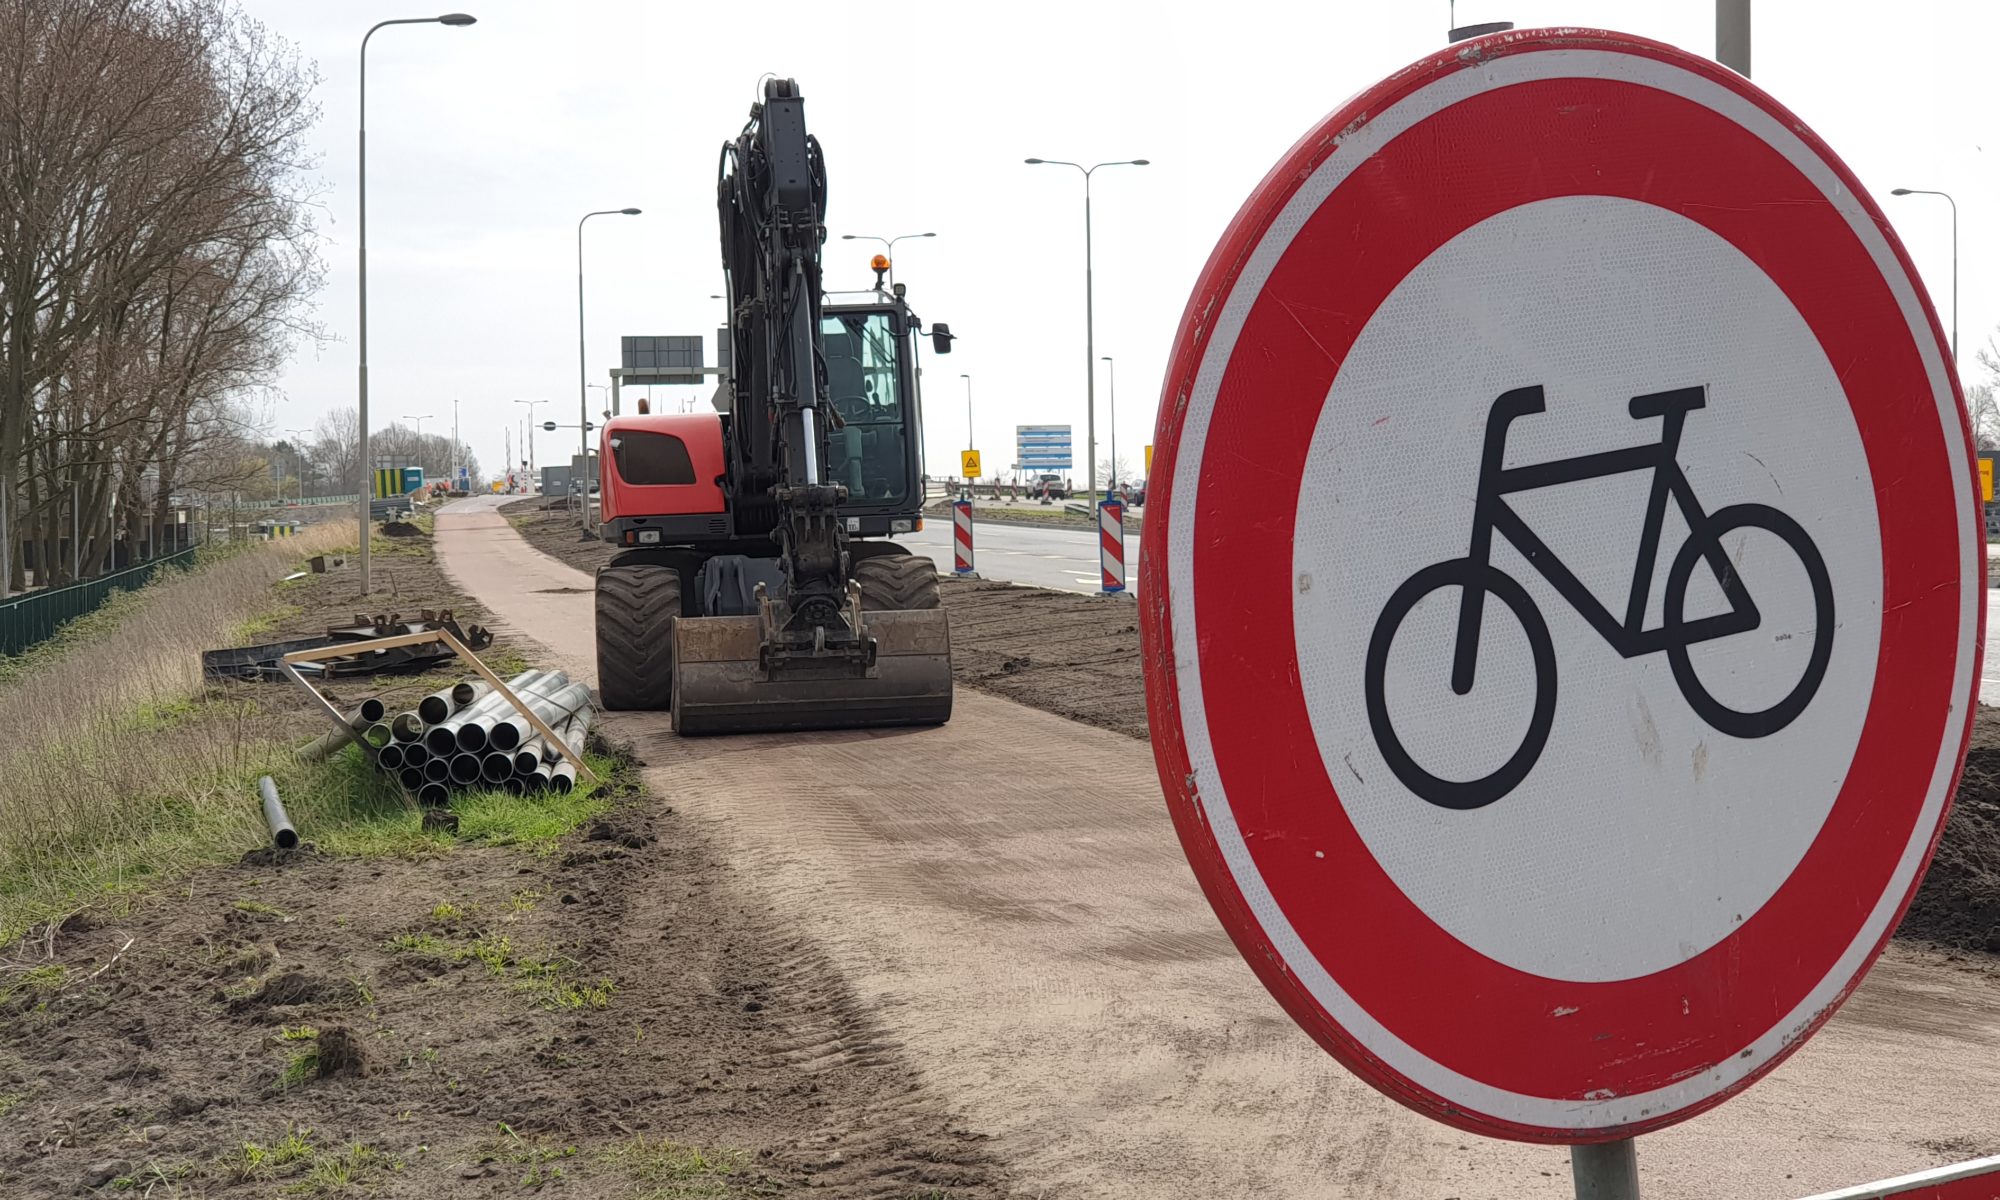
[669,608,953,735]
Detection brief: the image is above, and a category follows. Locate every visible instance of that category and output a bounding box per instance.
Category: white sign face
[1295,194,1881,981]
[1140,30,1981,1142]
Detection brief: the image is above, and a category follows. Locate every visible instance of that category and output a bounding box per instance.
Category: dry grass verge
[0,527,350,940]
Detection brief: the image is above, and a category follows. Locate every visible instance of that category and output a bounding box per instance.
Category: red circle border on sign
[1139,30,1981,1143]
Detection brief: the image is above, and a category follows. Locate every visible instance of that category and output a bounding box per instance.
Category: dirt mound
[379,520,422,538]
[225,969,349,1017]
[310,1026,368,1080]
[1897,705,2000,952]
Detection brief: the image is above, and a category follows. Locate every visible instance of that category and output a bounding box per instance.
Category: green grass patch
[286,1142,386,1194]
[467,933,513,976]
[279,1025,320,1042]
[599,1137,744,1197]
[534,976,615,1012]
[277,1044,320,1091]
[228,1125,318,1182]
[429,901,464,924]
[386,932,449,956]
[233,899,289,920]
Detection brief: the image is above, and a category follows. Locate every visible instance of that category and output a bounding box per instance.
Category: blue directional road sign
[1016,424,1073,471]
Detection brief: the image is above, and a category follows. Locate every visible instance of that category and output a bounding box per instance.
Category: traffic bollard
[953,499,975,576]
[1099,498,1126,594]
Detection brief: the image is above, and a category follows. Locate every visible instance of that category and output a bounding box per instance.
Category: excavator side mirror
[930,323,954,355]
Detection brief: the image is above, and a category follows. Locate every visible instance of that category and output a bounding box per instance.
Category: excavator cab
[820,306,919,515]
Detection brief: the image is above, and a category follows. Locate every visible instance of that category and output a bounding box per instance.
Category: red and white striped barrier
[952,499,975,575]
[1796,1155,2000,1199]
[1099,499,1126,594]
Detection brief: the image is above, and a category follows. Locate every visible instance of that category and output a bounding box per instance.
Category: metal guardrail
[260,494,358,508]
[0,546,199,656]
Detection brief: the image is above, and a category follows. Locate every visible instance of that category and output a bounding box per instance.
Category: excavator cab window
[821,310,910,508]
[610,430,696,486]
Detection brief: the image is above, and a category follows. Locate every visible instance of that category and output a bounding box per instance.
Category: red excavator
[592,77,955,735]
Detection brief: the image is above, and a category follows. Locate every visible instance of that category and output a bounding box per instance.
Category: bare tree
[0,0,323,590]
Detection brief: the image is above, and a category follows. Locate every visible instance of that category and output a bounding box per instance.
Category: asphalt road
[903,510,1145,596]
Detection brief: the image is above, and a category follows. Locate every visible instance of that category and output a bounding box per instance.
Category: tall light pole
[401,414,432,490]
[1716,0,1751,76]
[577,207,641,512]
[358,11,476,595]
[284,428,313,504]
[1890,188,1958,365]
[1101,356,1118,492]
[1025,157,1149,500]
[839,232,935,288]
[515,399,545,481]
[960,374,973,450]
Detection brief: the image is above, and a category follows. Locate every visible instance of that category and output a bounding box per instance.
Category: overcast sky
[254,0,1998,485]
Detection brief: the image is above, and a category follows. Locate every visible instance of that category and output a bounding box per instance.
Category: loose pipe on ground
[258,776,298,850]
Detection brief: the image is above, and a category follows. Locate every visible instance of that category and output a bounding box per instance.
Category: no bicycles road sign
[1139,29,1983,1143]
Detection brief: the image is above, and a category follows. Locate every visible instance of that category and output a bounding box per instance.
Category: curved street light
[577,207,641,528]
[358,11,476,594]
[840,232,935,288]
[1025,157,1149,500]
[1890,187,1958,364]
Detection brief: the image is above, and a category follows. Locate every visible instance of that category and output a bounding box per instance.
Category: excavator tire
[595,564,680,711]
[854,554,941,611]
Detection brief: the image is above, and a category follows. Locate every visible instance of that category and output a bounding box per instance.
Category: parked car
[1030,474,1068,500]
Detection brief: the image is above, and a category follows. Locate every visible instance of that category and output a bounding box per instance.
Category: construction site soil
[0,522,1005,1198]
[499,497,2000,958]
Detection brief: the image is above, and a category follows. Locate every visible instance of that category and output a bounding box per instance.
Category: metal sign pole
[1571,1139,1640,1199]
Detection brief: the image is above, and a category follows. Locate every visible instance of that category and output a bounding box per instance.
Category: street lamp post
[284,428,313,504]
[1025,157,1148,501]
[1101,356,1117,493]
[577,207,641,524]
[515,399,546,481]
[401,415,432,490]
[839,232,936,288]
[1890,187,1958,365]
[358,11,476,596]
[960,374,973,450]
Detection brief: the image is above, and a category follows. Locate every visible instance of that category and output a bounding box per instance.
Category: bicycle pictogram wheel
[1363,559,1558,810]
[1665,503,1835,738]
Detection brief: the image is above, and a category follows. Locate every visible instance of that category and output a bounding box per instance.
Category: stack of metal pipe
[342,669,595,807]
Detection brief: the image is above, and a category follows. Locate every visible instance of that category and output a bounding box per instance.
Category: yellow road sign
[961,449,982,479]
[1145,444,1154,475]
[1981,458,1993,504]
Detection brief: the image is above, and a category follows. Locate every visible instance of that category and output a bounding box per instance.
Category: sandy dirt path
[438,495,2000,1199]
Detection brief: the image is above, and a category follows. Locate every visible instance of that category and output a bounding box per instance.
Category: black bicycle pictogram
[1363,384,1834,811]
